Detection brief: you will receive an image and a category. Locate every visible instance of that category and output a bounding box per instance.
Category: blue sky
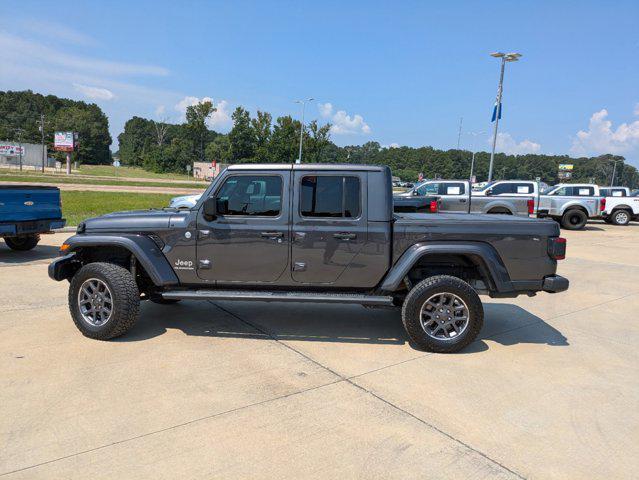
[1,0,638,166]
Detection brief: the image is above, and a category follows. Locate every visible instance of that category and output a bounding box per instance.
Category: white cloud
[493,132,541,155]
[570,108,639,156]
[73,83,114,100]
[174,96,232,129]
[0,32,168,77]
[318,102,371,135]
[21,20,97,46]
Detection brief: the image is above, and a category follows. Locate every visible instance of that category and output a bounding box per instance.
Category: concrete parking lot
[1,223,638,479]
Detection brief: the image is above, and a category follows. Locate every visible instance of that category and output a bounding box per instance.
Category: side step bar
[162,289,394,306]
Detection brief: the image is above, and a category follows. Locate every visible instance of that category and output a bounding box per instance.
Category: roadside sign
[113,160,121,167]
[186,165,192,172]
[54,132,75,152]
[558,164,573,171]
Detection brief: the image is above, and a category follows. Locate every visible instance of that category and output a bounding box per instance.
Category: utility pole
[14,128,24,171]
[488,52,521,182]
[610,161,617,187]
[457,117,463,150]
[294,98,314,164]
[38,113,46,172]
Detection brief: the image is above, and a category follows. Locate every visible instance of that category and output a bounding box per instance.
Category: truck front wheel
[69,262,140,340]
[560,209,588,230]
[4,234,40,251]
[401,275,484,353]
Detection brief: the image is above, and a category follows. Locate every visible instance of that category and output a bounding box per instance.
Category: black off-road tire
[4,234,40,251]
[69,262,140,340]
[561,209,588,230]
[401,275,484,353]
[611,209,631,226]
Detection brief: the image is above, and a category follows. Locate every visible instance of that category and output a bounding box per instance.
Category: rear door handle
[261,231,284,238]
[333,233,356,240]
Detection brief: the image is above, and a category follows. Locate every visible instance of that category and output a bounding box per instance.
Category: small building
[0,142,54,169]
[193,161,229,180]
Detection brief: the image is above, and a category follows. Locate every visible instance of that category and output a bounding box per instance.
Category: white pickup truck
[601,190,639,225]
[537,184,604,230]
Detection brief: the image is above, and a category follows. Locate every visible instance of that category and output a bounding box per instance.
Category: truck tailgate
[0,186,63,222]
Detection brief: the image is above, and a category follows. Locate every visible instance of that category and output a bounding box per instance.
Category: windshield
[632,190,639,197]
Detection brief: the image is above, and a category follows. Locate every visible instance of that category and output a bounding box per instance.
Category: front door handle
[460,199,467,203]
[333,233,356,240]
[261,231,284,238]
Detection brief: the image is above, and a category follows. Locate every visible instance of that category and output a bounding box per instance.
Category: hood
[80,209,183,232]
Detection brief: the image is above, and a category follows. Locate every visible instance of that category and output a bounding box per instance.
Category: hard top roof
[227,163,386,172]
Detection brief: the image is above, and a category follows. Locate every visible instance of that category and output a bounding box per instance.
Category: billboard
[558,164,574,171]
[0,144,25,156]
[54,132,75,152]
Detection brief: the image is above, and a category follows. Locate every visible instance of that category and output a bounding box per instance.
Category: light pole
[466,130,485,183]
[488,52,521,182]
[294,98,314,164]
[610,160,618,186]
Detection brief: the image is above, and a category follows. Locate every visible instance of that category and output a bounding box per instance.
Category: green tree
[205,135,231,163]
[269,115,300,163]
[185,100,216,163]
[251,111,272,163]
[227,107,255,162]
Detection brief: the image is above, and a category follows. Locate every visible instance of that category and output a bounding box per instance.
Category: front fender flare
[61,234,179,286]
[379,242,513,292]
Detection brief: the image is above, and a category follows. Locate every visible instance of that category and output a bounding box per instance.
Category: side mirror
[203,196,218,219]
[485,188,493,196]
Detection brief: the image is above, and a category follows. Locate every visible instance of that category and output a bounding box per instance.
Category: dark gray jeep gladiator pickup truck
[49,164,568,352]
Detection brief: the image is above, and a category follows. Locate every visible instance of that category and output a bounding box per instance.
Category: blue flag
[491,102,502,122]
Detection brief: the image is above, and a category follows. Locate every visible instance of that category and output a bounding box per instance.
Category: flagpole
[488,57,505,183]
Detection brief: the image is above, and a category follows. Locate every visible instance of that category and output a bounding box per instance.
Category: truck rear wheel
[69,262,140,340]
[560,209,588,230]
[4,234,40,251]
[611,209,631,226]
[401,275,484,353]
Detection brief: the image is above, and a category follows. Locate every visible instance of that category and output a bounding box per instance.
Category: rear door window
[440,183,465,195]
[300,176,361,218]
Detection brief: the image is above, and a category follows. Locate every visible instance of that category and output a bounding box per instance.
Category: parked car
[600,187,630,197]
[601,195,639,225]
[398,180,535,217]
[50,163,568,353]
[473,180,539,197]
[1,186,65,251]
[537,184,604,230]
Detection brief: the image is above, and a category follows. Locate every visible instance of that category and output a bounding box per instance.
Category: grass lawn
[62,191,175,226]
[0,173,204,189]
[79,164,197,181]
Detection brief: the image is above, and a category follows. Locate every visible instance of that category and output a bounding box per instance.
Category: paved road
[1,224,638,479]
[0,180,202,195]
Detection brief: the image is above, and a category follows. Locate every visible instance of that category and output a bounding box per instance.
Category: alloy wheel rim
[616,212,629,223]
[78,278,113,327]
[419,292,470,340]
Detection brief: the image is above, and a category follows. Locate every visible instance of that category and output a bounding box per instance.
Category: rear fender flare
[63,234,179,286]
[482,199,514,214]
[379,242,512,292]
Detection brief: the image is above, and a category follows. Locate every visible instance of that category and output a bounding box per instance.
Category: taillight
[548,237,566,260]
[429,200,438,213]
[600,198,606,212]
[527,198,535,215]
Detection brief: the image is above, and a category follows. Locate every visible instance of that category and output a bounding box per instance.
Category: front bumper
[542,274,569,293]
[48,253,78,281]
